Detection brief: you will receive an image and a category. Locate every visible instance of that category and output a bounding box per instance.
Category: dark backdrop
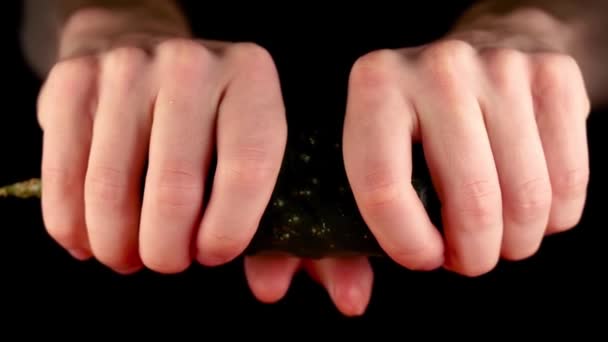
[2,1,605,327]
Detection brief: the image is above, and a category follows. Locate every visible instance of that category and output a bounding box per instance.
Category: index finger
[196,45,287,266]
[343,54,444,270]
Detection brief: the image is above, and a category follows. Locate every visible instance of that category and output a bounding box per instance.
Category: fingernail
[68,248,91,261]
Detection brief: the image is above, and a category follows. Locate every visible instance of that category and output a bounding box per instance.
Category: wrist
[448,6,606,107]
[58,4,191,60]
[449,7,576,55]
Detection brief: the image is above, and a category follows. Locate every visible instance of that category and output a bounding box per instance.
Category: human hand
[244,255,374,317]
[36,9,377,317]
[37,10,288,274]
[342,34,590,276]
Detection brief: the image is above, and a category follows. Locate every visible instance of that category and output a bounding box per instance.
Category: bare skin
[21,0,607,316]
[249,1,607,315]
[21,0,374,316]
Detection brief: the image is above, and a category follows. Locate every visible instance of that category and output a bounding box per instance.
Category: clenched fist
[343,38,590,277]
[37,33,287,274]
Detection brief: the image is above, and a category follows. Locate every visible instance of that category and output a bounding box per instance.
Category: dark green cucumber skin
[244,127,442,259]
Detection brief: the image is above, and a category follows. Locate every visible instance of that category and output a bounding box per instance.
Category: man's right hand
[37,8,289,275]
[33,5,377,317]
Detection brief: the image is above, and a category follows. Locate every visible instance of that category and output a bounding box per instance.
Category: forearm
[451,0,608,107]
[20,0,191,77]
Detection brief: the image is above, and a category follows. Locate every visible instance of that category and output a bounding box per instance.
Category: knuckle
[544,53,579,73]
[85,165,129,207]
[227,43,281,90]
[223,159,277,189]
[150,164,203,213]
[349,49,401,91]
[452,179,501,228]
[227,42,276,73]
[42,165,82,199]
[421,39,471,60]
[157,38,210,60]
[104,46,149,75]
[47,57,98,83]
[534,54,568,88]
[356,166,405,214]
[552,167,589,199]
[481,48,527,89]
[248,131,286,157]
[347,51,405,129]
[418,39,474,89]
[481,47,525,68]
[532,54,579,105]
[508,177,552,223]
[38,57,97,128]
[157,38,215,79]
[223,146,280,188]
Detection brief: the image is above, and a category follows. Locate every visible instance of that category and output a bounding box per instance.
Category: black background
[1,1,605,327]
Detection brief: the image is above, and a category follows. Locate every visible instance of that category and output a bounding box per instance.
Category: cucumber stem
[0,178,41,199]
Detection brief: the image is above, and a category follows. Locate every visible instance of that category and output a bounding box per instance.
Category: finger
[307,257,373,317]
[139,42,219,274]
[480,50,551,260]
[37,58,97,260]
[416,47,503,277]
[532,54,591,234]
[197,45,287,266]
[343,52,444,271]
[244,255,301,303]
[84,48,153,273]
